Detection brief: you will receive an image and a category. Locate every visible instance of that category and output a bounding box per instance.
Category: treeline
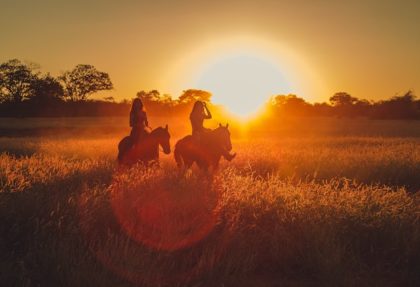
[265,91,420,120]
[1,59,419,119]
[0,59,213,117]
[0,59,121,117]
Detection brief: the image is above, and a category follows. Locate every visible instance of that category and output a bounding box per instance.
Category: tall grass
[1,135,419,286]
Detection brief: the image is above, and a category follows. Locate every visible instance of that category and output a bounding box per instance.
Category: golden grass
[0,133,419,286]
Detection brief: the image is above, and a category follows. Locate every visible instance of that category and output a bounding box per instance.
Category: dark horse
[118,125,170,165]
[174,124,234,170]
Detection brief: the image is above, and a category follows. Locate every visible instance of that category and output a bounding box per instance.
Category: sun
[162,36,326,117]
[193,53,289,118]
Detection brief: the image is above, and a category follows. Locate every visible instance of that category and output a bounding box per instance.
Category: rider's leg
[130,128,139,145]
[221,148,236,161]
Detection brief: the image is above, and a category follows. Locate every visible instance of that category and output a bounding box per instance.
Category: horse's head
[215,123,232,151]
[152,125,171,154]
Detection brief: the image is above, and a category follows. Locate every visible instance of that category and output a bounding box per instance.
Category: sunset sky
[1,0,419,107]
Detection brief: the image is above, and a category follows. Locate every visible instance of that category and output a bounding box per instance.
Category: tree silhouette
[329,92,370,117]
[137,89,161,102]
[136,90,174,105]
[59,64,113,101]
[0,59,37,103]
[329,92,359,106]
[1,59,419,119]
[178,89,212,104]
[374,90,419,119]
[30,74,64,103]
[269,94,312,116]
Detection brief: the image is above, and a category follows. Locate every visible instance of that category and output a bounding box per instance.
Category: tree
[329,92,359,106]
[390,90,416,103]
[270,94,307,107]
[373,90,419,119]
[178,89,212,104]
[30,74,64,103]
[59,64,113,101]
[137,89,174,105]
[0,59,37,103]
[136,89,161,102]
[269,94,311,116]
[329,92,364,117]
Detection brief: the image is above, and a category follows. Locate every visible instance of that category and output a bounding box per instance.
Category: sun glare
[162,36,326,118]
[194,53,289,118]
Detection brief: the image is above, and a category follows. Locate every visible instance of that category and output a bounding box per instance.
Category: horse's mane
[151,126,167,136]
[201,126,229,150]
[151,126,162,134]
[211,126,228,138]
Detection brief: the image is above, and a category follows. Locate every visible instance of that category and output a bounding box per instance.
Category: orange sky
[1,0,419,103]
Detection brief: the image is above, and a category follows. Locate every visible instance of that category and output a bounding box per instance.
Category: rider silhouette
[189,101,235,161]
[130,98,150,144]
[190,100,212,139]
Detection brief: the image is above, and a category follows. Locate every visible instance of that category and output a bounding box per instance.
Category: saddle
[130,129,150,147]
[190,132,235,161]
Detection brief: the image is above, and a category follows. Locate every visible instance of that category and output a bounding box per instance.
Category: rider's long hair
[130,98,145,127]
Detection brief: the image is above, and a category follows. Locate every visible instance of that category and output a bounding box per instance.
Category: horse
[118,125,170,166]
[174,123,235,170]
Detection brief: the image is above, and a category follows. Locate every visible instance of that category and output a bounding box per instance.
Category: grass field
[1,117,420,286]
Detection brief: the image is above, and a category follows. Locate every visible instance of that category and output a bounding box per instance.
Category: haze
[1,0,419,102]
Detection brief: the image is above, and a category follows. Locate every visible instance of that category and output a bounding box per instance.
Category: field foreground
[1,118,420,286]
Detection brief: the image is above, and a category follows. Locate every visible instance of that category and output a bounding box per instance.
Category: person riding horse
[189,101,235,161]
[190,100,212,139]
[130,98,150,145]
[118,98,170,165]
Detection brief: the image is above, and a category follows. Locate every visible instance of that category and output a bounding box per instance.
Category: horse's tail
[174,141,183,167]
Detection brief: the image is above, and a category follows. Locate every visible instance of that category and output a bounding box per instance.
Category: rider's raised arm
[204,103,212,119]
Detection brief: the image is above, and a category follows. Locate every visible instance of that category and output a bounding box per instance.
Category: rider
[130,98,150,144]
[189,100,235,161]
[190,100,212,140]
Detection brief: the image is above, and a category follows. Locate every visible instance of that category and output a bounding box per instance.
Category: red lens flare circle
[78,168,231,286]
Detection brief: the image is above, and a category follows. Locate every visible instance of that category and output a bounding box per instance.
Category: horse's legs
[117,150,123,163]
[212,161,219,171]
[214,156,222,169]
[184,158,193,169]
[196,159,208,172]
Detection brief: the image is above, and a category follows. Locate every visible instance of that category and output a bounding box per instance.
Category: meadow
[1,117,419,286]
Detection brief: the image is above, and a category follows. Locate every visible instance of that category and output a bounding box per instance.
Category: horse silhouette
[174,124,234,170]
[118,125,170,165]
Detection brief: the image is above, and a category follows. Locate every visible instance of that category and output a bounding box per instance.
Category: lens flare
[78,168,231,285]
